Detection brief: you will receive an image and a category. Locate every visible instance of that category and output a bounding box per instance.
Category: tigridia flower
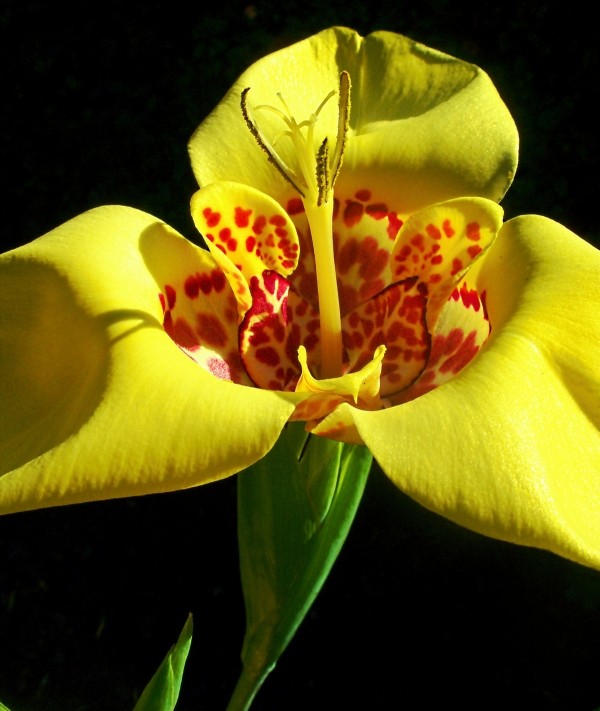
[1,27,599,570]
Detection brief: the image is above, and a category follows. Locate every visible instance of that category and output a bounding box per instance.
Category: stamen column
[304,197,343,379]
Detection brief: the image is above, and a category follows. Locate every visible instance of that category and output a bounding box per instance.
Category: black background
[1,2,599,710]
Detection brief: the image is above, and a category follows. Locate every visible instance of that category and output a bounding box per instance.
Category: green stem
[225,664,271,711]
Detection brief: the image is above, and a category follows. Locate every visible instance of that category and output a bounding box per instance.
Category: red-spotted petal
[342,278,429,395]
[391,197,503,328]
[394,280,490,403]
[239,272,322,390]
[191,182,300,320]
[285,187,403,315]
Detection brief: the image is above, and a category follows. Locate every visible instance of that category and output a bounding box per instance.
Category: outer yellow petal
[0,206,296,514]
[321,216,600,568]
[189,26,518,212]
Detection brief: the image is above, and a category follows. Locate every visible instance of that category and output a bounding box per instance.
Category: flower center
[241,72,351,378]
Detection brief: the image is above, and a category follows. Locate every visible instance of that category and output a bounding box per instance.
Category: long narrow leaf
[228,423,372,709]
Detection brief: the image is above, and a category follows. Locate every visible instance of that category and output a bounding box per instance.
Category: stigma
[241,71,351,207]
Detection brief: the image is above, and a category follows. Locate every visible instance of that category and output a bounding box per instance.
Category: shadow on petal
[0,261,167,476]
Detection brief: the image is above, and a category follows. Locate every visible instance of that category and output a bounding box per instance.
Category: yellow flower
[1,27,599,572]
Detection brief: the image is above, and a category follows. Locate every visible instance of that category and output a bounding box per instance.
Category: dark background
[1,2,599,710]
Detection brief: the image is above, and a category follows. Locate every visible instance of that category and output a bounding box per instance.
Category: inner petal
[191,181,300,321]
[342,277,429,396]
[159,267,250,385]
[285,187,404,314]
[393,279,490,403]
[239,271,321,390]
[390,197,502,329]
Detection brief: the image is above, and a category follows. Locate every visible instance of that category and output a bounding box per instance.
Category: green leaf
[228,423,372,710]
[132,614,193,711]
[0,701,13,710]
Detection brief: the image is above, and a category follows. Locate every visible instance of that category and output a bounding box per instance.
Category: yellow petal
[0,206,296,514]
[189,27,518,213]
[319,217,600,568]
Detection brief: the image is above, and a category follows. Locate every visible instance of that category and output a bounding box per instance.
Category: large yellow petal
[318,216,600,568]
[0,206,297,514]
[189,27,518,212]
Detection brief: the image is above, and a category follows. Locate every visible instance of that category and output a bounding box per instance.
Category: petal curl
[0,206,296,514]
[318,217,600,568]
[189,27,518,213]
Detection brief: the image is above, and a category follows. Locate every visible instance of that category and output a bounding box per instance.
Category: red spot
[166,316,199,349]
[481,290,489,319]
[348,312,360,328]
[430,254,443,265]
[165,284,176,310]
[212,270,226,292]
[158,293,166,312]
[366,203,388,220]
[466,222,481,241]
[184,275,200,299]
[429,274,442,284]
[252,215,267,234]
[270,214,287,227]
[286,198,304,215]
[203,207,220,227]
[298,273,318,301]
[304,333,319,351]
[358,238,388,280]
[459,285,482,311]
[451,258,463,275]
[442,219,455,237]
[467,245,482,258]
[235,206,252,228]
[227,238,238,251]
[410,233,425,251]
[351,331,364,348]
[337,238,359,274]
[249,330,270,346]
[426,223,442,240]
[198,274,213,294]
[387,212,403,239]
[196,313,228,348]
[343,200,364,227]
[396,244,412,262]
[355,189,371,202]
[440,331,479,374]
[295,300,308,317]
[256,346,280,366]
